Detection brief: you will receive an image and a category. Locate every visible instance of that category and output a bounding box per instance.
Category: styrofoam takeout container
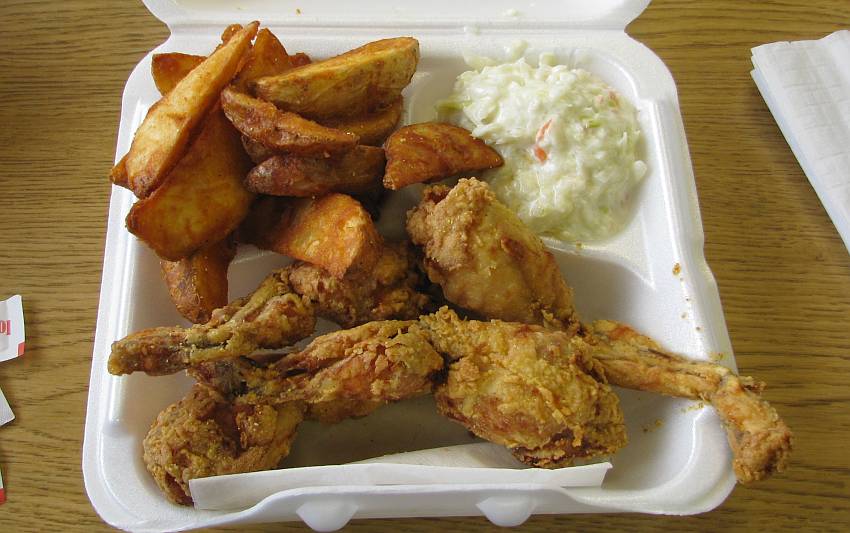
[83,0,739,530]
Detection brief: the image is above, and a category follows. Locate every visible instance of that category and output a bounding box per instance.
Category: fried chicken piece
[191,320,444,419]
[586,321,792,483]
[419,307,626,468]
[408,179,791,482]
[287,241,430,328]
[406,178,579,333]
[108,269,315,376]
[143,384,303,505]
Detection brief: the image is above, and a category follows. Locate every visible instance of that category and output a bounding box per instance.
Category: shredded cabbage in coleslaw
[437,55,647,242]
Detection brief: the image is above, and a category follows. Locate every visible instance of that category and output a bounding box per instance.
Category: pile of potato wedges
[111,22,503,323]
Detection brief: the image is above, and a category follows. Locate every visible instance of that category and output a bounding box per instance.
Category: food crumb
[295,8,301,14]
[672,262,681,276]
[642,419,664,433]
[680,312,687,319]
[710,352,725,362]
[681,401,705,413]
[695,326,702,332]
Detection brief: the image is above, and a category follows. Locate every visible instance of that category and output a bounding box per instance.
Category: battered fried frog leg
[586,321,792,483]
[190,320,444,422]
[143,384,304,505]
[407,179,792,482]
[108,269,315,376]
[419,307,627,468]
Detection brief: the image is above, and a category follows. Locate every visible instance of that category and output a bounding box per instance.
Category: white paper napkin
[190,443,611,511]
[751,30,850,253]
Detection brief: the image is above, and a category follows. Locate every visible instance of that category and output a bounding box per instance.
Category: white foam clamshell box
[83,0,739,530]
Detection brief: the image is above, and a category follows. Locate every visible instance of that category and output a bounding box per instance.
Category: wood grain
[0,0,848,531]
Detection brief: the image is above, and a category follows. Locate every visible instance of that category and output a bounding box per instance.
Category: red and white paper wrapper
[0,295,25,363]
[0,387,12,427]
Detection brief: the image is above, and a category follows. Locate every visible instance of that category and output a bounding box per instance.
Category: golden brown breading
[587,320,792,483]
[143,384,303,505]
[419,307,626,468]
[383,123,503,190]
[108,269,315,376]
[191,320,444,414]
[407,178,579,332]
[408,178,792,483]
[287,241,430,328]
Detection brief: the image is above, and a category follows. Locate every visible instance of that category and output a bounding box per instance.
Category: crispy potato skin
[151,53,205,95]
[319,99,403,146]
[232,28,295,92]
[126,108,255,261]
[109,153,130,189]
[253,37,419,120]
[246,145,385,197]
[125,22,258,198]
[161,237,237,324]
[219,23,243,44]
[243,194,382,278]
[290,52,312,68]
[383,122,503,190]
[221,87,358,157]
[241,136,276,164]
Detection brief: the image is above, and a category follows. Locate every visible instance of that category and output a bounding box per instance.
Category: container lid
[143,0,651,31]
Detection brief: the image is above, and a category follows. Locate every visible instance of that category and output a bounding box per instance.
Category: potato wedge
[160,237,237,323]
[220,24,243,44]
[221,86,358,156]
[320,99,403,146]
[290,52,312,68]
[125,21,258,198]
[246,145,385,197]
[151,53,205,95]
[109,153,130,189]
[238,195,291,247]
[241,135,276,163]
[232,28,295,91]
[253,37,419,120]
[243,194,381,278]
[383,122,503,190]
[126,107,254,260]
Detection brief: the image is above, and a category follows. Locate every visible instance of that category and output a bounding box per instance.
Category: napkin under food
[190,443,611,511]
[751,30,850,253]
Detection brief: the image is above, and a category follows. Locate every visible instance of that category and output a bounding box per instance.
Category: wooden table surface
[1,1,848,531]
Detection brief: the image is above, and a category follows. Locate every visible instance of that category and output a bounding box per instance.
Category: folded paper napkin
[190,443,611,510]
[751,30,850,253]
